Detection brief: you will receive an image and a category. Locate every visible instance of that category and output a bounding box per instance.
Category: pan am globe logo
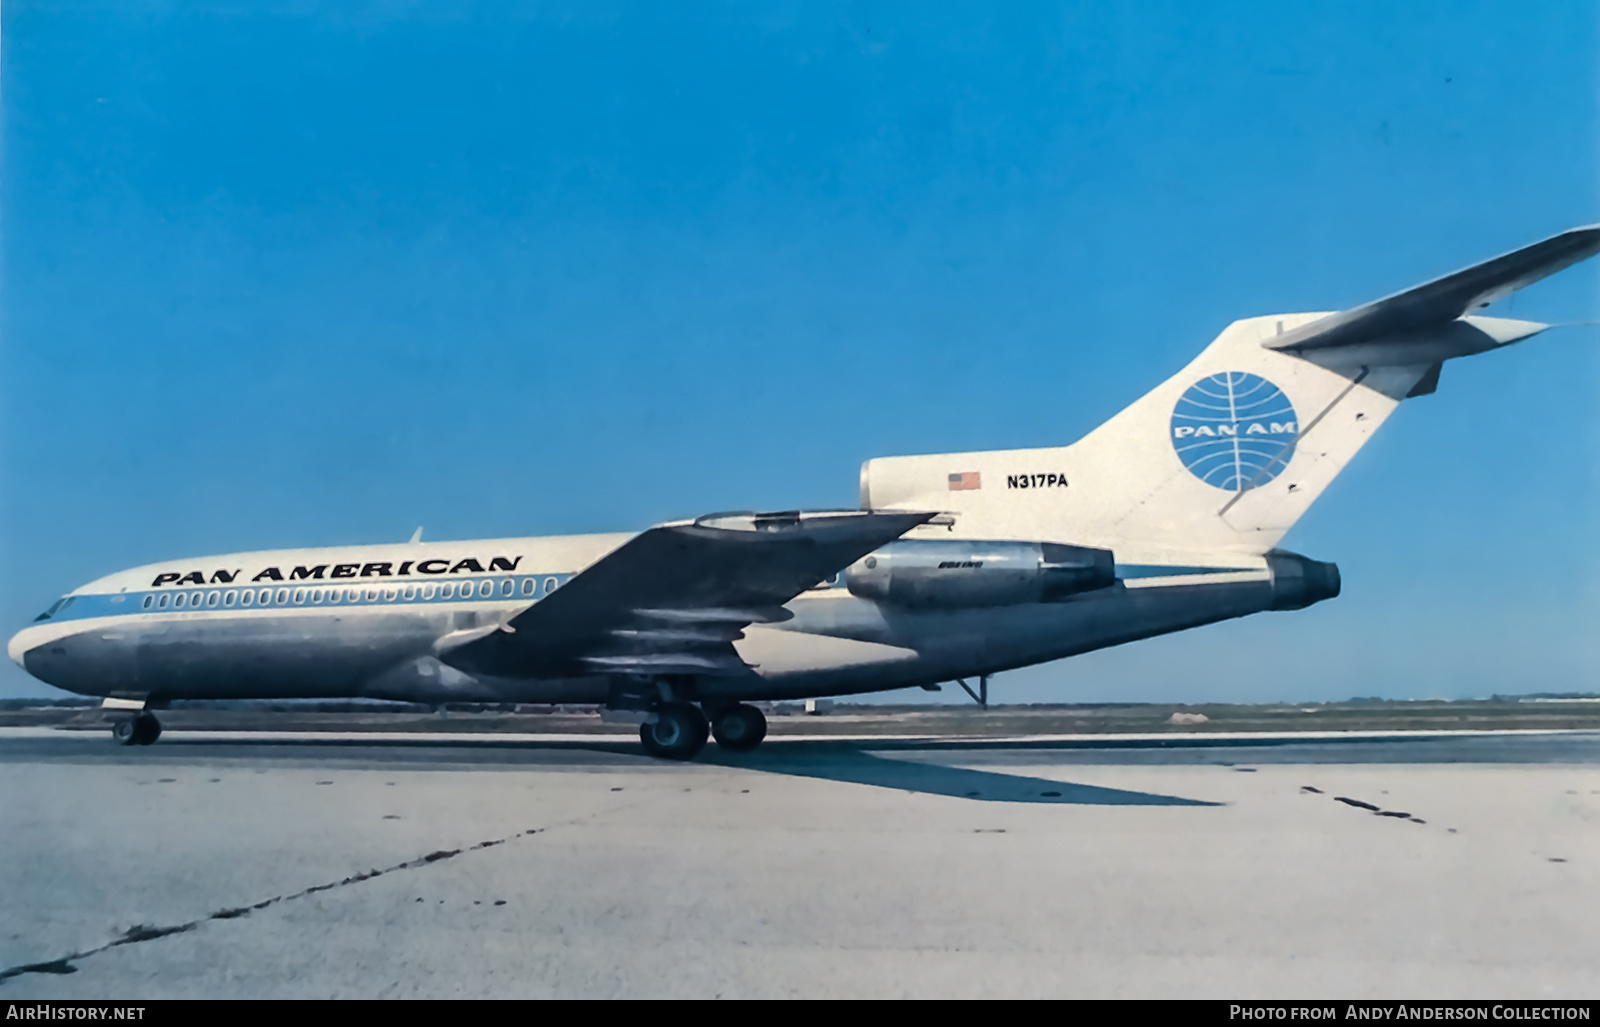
[1170,372,1299,491]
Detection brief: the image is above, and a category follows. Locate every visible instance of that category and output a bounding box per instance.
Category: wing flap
[444,509,933,679]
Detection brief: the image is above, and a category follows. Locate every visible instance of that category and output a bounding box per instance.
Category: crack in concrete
[0,827,549,986]
[1312,789,1431,826]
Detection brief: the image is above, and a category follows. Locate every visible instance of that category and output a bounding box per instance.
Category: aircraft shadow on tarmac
[703,749,1221,806]
[12,732,1217,804]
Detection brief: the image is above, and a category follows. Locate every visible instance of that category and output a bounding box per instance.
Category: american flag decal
[948,472,981,491]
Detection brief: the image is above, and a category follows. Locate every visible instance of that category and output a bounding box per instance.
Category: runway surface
[2,727,1597,998]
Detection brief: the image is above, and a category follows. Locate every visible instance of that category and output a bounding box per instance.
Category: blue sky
[3,2,1597,702]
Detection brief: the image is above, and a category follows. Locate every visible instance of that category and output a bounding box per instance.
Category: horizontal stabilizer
[1268,224,1600,354]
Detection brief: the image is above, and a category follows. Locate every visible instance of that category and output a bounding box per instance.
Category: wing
[442,509,934,679]
[1267,224,1600,354]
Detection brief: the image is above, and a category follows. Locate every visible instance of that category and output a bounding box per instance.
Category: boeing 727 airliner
[11,225,1600,758]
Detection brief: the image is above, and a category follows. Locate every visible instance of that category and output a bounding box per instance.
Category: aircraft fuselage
[7,533,1331,706]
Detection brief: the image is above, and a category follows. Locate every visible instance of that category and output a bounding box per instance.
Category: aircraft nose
[8,628,32,668]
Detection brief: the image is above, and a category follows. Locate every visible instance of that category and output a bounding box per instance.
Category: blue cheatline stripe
[1115,564,1255,579]
[36,573,575,624]
[33,565,1231,623]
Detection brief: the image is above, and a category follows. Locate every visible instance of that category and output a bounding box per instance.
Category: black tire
[111,718,138,746]
[712,704,767,753]
[638,702,709,760]
[132,713,162,746]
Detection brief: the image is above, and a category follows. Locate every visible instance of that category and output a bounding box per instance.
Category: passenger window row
[139,575,561,611]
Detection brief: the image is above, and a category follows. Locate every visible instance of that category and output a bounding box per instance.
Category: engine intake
[846,540,1115,608]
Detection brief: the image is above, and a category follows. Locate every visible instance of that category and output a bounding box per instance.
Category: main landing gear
[639,703,709,760]
[637,702,768,760]
[710,704,767,753]
[112,712,162,746]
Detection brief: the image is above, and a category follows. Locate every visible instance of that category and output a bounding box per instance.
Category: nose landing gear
[112,712,162,746]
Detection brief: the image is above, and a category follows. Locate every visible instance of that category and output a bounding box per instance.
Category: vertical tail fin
[863,226,1598,562]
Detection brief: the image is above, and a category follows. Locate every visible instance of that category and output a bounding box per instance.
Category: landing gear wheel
[132,713,162,746]
[711,704,767,753]
[638,702,709,761]
[112,712,161,746]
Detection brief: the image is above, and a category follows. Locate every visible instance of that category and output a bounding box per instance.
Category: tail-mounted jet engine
[1264,550,1341,611]
[846,540,1115,608]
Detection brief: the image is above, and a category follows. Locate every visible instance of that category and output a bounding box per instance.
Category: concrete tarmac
[2,728,1597,999]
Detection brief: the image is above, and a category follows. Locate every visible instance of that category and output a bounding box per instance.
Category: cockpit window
[33,597,73,622]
